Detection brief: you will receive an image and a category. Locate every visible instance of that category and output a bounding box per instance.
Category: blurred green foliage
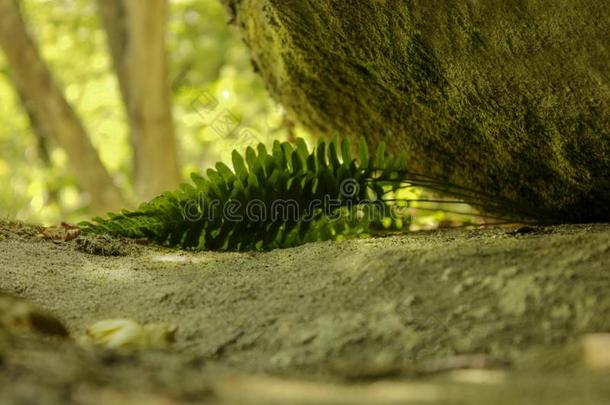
[0,0,302,224]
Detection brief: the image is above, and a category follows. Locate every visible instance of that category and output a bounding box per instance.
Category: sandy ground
[1,221,610,404]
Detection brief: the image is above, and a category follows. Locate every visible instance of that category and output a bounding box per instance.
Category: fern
[80,137,552,251]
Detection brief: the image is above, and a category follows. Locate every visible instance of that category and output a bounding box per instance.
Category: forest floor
[1,220,610,404]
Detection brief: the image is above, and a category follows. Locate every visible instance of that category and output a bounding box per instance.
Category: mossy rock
[224,0,610,222]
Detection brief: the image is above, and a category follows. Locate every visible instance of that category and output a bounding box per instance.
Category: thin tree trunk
[96,0,180,201]
[95,0,129,108]
[12,78,63,207]
[0,0,124,214]
[12,80,52,166]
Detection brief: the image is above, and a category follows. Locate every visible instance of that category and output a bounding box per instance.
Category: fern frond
[80,137,551,251]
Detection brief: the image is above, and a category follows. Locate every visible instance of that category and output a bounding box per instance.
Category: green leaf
[232,150,248,180]
[215,162,235,183]
[341,138,352,164]
[316,140,327,169]
[328,139,341,170]
[375,142,386,169]
[272,140,285,168]
[245,146,257,169]
[359,137,370,168]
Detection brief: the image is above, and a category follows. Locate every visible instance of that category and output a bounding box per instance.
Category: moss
[225,0,610,221]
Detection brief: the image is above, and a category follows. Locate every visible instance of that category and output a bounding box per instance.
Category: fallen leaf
[39,222,81,243]
[85,319,177,349]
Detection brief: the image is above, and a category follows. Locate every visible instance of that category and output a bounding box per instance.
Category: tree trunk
[96,0,180,201]
[12,79,52,166]
[224,0,610,222]
[95,0,130,113]
[11,78,64,207]
[0,0,124,214]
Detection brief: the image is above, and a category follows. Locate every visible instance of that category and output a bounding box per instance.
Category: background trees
[0,0,298,222]
[0,0,125,213]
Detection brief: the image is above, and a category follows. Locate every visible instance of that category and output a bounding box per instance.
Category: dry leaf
[85,319,177,349]
[39,222,81,243]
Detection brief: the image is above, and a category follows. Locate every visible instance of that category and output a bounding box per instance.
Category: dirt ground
[1,220,610,404]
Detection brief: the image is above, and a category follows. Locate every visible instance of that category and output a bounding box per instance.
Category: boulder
[223,0,610,221]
